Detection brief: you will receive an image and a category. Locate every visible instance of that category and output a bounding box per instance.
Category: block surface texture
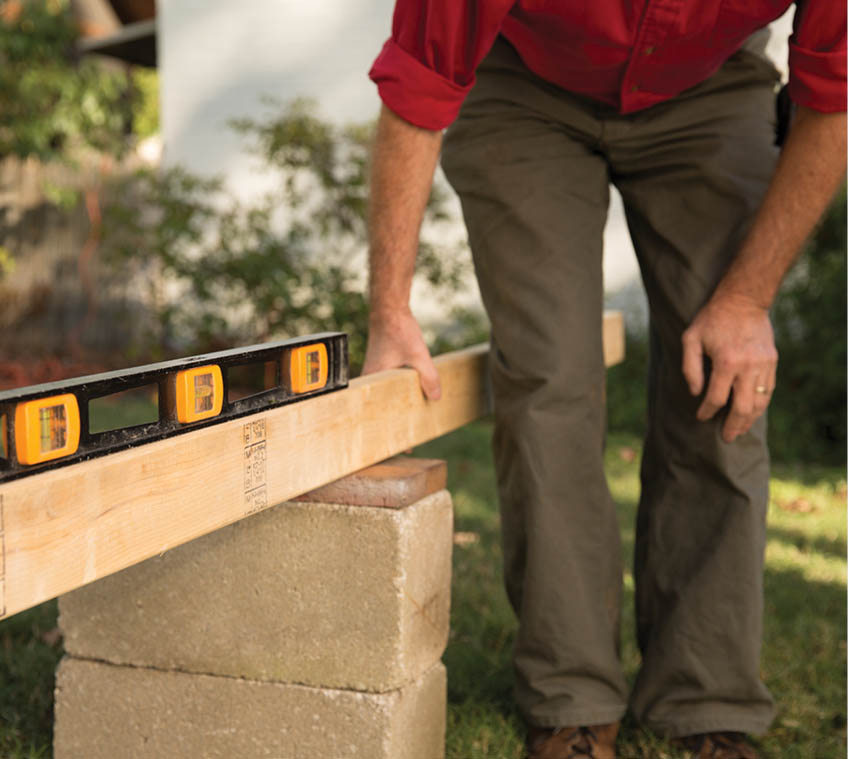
[295,456,447,508]
[59,458,452,692]
[54,657,447,759]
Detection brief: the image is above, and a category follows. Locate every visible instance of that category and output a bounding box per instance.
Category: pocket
[728,49,782,88]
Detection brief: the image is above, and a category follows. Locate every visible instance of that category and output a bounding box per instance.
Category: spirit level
[286,343,329,394]
[15,394,81,466]
[172,365,225,423]
[0,333,348,482]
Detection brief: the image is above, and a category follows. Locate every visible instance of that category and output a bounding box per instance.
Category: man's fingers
[362,311,441,401]
[722,375,757,442]
[681,329,705,396]
[696,364,734,421]
[363,349,442,401]
[722,373,775,442]
[412,357,442,401]
[362,351,441,401]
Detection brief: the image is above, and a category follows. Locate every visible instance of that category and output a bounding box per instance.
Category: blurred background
[1,0,843,464]
[0,3,844,758]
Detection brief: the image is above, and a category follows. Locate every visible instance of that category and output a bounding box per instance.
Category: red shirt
[369,0,846,130]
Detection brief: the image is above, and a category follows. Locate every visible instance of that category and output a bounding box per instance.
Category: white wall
[159,0,392,188]
[159,2,794,330]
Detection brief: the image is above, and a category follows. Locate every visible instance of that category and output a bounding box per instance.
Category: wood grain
[0,312,624,619]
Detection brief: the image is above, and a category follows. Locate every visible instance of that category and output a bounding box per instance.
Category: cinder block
[54,657,447,759]
[295,456,447,508]
[59,490,453,692]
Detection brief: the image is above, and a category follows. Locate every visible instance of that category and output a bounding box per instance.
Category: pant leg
[604,51,781,737]
[441,39,628,728]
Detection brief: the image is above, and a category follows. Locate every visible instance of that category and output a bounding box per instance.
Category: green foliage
[104,100,470,370]
[0,245,14,279]
[605,327,650,438]
[0,0,137,161]
[130,68,159,140]
[770,187,847,465]
[39,180,79,210]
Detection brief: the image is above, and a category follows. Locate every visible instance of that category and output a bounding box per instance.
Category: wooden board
[602,310,625,368]
[0,312,624,619]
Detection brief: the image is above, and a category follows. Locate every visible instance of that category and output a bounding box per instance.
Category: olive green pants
[441,38,779,737]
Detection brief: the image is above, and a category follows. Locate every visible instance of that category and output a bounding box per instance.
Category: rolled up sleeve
[369,0,513,130]
[369,39,473,130]
[788,0,847,112]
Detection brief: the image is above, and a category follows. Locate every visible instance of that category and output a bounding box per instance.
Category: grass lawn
[1,422,844,758]
[416,422,846,759]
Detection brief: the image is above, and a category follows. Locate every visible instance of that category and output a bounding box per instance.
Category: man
[362,3,846,757]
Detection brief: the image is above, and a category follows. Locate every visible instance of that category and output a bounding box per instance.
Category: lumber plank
[0,311,624,619]
[602,310,625,368]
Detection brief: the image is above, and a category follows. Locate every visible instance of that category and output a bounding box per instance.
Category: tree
[104,100,472,371]
[770,186,847,464]
[0,0,136,161]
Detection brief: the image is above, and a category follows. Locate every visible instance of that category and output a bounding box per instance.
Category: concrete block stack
[54,457,453,759]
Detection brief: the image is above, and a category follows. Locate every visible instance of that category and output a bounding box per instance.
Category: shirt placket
[620,0,684,112]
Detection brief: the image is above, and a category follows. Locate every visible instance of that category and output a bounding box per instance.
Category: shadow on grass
[442,528,517,713]
[767,526,847,562]
[761,565,847,758]
[421,422,846,759]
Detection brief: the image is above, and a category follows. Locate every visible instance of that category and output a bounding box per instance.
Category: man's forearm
[713,105,847,309]
[368,105,443,317]
[682,105,846,442]
[361,106,444,398]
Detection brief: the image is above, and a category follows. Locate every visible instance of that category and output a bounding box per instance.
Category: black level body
[0,333,348,483]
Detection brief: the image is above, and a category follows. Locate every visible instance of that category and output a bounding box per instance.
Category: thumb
[681,327,705,397]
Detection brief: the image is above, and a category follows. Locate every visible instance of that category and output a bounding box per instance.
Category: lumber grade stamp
[242,418,268,516]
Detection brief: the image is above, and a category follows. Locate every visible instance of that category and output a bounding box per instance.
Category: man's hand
[680,105,845,443]
[682,294,777,443]
[362,308,442,400]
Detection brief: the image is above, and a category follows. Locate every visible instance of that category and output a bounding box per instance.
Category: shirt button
[630,85,639,93]
[643,45,655,55]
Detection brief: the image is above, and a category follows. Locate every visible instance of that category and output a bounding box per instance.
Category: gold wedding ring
[755,386,769,394]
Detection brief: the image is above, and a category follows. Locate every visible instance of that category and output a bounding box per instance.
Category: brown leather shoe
[527,722,619,759]
[672,732,759,759]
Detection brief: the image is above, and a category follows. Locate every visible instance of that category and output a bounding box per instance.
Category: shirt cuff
[369,39,473,130]
[788,41,847,112]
